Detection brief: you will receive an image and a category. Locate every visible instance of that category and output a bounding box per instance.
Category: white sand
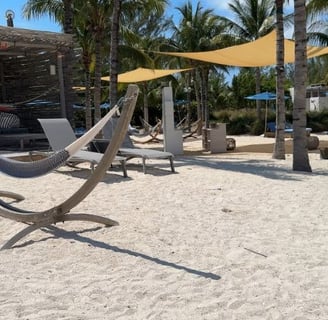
[1,135,328,319]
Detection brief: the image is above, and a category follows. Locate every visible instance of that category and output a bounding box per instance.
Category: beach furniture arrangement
[0,84,139,250]
[38,118,128,177]
[99,117,175,174]
[0,105,119,178]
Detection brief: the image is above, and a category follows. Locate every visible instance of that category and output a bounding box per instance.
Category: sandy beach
[1,134,328,319]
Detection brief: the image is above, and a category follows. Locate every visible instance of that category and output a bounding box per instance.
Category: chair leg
[169,157,175,173]
[120,160,128,178]
[142,158,147,174]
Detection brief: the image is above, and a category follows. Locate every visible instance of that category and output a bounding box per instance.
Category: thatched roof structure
[0,26,73,132]
[0,25,72,52]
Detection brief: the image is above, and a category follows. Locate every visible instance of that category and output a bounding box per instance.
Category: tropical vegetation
[21,0,328,171]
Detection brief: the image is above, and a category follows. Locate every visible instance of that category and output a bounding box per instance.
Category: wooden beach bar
[0,25,73,149]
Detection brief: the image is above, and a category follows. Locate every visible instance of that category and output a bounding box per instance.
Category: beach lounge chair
[0,84,139,250]
[182,119,202,140]
[139,116,156,133]
[91,117,175,174]
[130,118,163,144]
[265,121,312,137]
[38,118,128,177]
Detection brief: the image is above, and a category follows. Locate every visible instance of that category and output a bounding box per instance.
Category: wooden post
[57,52,66,118]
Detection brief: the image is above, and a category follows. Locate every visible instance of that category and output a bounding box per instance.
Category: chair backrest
[103,117,134,148]
[38,118,77,151]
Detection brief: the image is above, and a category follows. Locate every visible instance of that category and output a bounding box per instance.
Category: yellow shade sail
[158,31,328,67]
[101,67,192,83]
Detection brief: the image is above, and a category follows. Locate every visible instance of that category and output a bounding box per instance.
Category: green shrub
[211,108,328,135]
[250,119,265,135]
[307,110,328,132]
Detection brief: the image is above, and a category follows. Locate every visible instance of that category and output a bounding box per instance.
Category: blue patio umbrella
[245,91,277,101]
[245,91,289,134]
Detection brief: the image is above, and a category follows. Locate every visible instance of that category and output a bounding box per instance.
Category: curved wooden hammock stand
[130,118,163,144]
[0,84,139,250]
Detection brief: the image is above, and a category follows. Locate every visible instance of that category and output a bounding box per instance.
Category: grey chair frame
[100,118,175,174]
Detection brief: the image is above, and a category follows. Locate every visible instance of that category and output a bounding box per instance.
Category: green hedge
[212,109,264,135]
[212,109,328,135]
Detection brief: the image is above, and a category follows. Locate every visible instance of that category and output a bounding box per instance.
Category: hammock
[0,84,139,250]
[0,105,119,178]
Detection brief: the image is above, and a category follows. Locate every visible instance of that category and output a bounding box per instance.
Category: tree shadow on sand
[174,155,328,181]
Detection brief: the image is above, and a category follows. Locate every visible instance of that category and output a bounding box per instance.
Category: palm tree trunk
[273,0,286,159]
[94,40,102,126]
[82,51,92,130]
[293,0,312,172]
[85,70,92,130]
[192,68,202,135]
[62,0,75,123]
[201,67,210,129]
[109,0,121,106]
[201,66,210,151]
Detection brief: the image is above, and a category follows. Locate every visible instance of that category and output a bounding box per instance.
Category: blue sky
[1,0,294,33]
[0,1,61,32]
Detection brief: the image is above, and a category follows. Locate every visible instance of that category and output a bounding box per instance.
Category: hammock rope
[0,104,120,178]
[0,150,69,178]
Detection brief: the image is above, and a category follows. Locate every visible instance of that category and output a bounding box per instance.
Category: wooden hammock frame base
[1,213,118,250]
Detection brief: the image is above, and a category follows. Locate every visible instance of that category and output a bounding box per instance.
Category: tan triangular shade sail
[158,31,328,67]
[101,67,192,83]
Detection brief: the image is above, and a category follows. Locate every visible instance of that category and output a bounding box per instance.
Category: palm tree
[24,0,170,131]
[172,1,230,136]
[307,0,328,13]
[109,0,121,108]
[81,0,112,126]
[221,0,276,120]
[119,9,172,124]
[293,0,311,171]
[307,0,328,45]
[74,17,95,130]
[109,0,168,107]
[307,57,328,84]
